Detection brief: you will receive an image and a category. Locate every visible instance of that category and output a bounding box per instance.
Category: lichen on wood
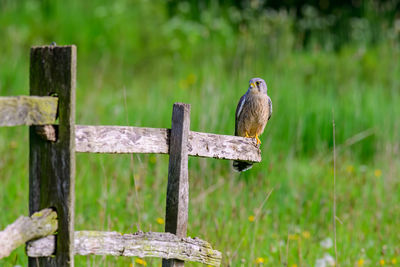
[0,96,58,126]
[0,208,57,259]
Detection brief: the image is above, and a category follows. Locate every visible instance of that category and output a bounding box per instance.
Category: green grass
[1,1,400,266]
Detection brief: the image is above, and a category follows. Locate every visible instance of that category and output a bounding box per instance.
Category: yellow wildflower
[255,257,265,264]
[135,258,147,266]
[346,165,354,174]
[292,264,298,267]
[156,217,164,224]
[357,259,364,266]
[302,231,311,239]
[288,234,299,240]
[380,259,385,265]
[392,258,397,264]
[374,169,382,178]
[248,215,255,222]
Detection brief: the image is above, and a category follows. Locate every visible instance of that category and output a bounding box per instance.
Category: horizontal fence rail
[27,231,221,266]
[0,96,58,126]
[59,125,260,162]
[75,125,169,154]
[0,208,221,266]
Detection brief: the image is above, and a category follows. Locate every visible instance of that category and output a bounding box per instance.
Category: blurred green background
[1,0,399,266]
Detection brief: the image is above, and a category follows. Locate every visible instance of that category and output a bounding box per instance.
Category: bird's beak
[250,82,255,89]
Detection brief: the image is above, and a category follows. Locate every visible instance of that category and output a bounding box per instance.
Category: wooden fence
[0,45,261,266]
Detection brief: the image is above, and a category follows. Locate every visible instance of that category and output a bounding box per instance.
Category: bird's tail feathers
[232,160,253,172]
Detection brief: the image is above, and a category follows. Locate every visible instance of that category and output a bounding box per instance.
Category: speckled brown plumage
[233,78,272,172]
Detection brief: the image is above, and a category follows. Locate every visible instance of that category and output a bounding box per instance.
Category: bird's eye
[256,81,260,86]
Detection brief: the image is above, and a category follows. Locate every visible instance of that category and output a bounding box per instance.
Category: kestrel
[233,78,272,172]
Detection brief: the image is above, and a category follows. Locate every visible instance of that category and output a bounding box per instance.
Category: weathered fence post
[163,103,191,267]
[29,45,76,266]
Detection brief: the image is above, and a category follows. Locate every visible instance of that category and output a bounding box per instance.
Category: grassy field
[1,1,400,266]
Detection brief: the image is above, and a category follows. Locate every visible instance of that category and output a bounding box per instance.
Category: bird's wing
[235,94,247,136]
[267,96,272,121]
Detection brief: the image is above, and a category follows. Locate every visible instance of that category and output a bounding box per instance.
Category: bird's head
[248,78,267,94]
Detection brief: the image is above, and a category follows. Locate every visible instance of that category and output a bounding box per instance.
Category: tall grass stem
[333,114,338,266]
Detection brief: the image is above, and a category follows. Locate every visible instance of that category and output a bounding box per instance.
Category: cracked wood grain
[163,103,191,267]
[188,130,261,162]
[75,125,170,154]
[27,231,221,266]
[73,125,261,162]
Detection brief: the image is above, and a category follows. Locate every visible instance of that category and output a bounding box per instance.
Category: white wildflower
[315,258,326,267]
[315,253,335,267]
[323,253,335,266]
[320,237,333,249]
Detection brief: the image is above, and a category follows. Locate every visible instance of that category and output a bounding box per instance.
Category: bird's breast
[247,94,270,120]
[237,93,271,137]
